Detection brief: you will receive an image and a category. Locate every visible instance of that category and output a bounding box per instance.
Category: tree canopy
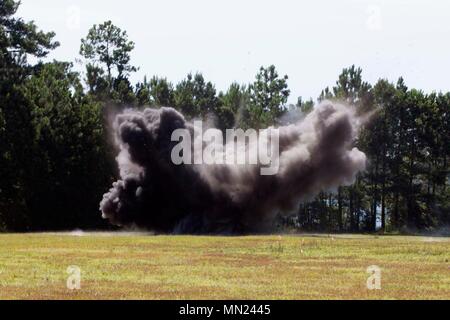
[80,20,136,81]
[0,1,448,233]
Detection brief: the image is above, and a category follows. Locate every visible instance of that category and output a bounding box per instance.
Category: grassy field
[0,233,448,300]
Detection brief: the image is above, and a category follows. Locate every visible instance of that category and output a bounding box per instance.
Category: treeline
[0,1,448,232]
[296,69,450,233]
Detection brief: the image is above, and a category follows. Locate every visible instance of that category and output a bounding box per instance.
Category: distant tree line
[295,67,449,233]
[0,1,448,232]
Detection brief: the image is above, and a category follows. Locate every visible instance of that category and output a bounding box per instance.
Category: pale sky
[17,0,450,102]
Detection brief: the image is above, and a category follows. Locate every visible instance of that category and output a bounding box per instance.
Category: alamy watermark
[171,121,280,175]
[66,5,81,31]
[66,265,81,290]
[366,265,382,290]
[366,5,382,31]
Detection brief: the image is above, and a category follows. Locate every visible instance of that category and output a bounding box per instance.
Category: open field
[0,233,448,300]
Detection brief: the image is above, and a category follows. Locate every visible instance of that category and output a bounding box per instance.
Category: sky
[17,0,450,103]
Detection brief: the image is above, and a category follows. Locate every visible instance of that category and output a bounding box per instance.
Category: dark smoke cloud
[100,101,367,234]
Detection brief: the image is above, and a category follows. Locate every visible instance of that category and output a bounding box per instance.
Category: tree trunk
[349,186,354,232]
[337,187,343,232]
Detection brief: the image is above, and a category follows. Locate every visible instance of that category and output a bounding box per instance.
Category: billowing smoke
[100,101,367,234]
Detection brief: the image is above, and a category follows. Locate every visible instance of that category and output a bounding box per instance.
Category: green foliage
[84,64,109,99]
[149,76,175,107]
[111,76,137,106]
[300,67,450,233]
[136,76,175,107]
[80,21,138,108]
[19,62,112,229]
[245,65,290,128]
[0,2,448,233]
[80,20,136,81]
[0,0,58,63]
[217,83,250,130]
[296,97,314,114]
[174,73,219,118]
[0,0,59,230]
[333,65,373,109]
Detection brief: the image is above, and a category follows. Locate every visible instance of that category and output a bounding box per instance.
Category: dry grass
[0,233,448,300]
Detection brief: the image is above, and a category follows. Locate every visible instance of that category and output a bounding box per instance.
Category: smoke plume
[100,101,367,234]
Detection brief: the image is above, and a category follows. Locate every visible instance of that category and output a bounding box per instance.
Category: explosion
[100,101,366,234]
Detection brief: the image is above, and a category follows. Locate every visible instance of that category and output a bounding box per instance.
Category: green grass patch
[0,233,448,300]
